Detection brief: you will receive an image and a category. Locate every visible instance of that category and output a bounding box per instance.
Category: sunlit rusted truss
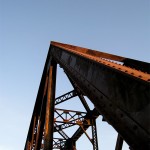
[25,41,150,150]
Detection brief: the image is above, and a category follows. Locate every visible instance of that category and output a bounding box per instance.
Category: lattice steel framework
[25,41,150,150]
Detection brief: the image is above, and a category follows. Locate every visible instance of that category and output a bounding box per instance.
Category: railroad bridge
[25,42,150,150]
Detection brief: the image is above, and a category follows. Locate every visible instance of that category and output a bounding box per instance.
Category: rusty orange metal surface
[25,41,150,150]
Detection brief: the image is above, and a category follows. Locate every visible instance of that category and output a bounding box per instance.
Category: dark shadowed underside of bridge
[24,41,150,150]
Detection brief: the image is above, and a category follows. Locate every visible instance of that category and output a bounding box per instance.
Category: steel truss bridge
[24,42,150,150]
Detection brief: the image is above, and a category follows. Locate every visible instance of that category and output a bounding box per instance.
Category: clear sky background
[0,0,150,150]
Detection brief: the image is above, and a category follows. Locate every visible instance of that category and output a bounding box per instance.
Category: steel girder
[50,41,150,150]
[25,41,150,150]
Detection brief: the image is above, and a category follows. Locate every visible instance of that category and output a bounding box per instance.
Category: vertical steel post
[34,116,45,150]
[25,112,38,150]
[26,141,31,150]
[91,119,99,150]
[35,94,49,150]
[30,115,37,149]
[35,77,49,150]
[115,134,123,150]
[44,59,57,150]
[34,100,46,150]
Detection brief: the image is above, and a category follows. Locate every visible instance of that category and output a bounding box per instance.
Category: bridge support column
[91,119,99,150]
[44,59,57,150]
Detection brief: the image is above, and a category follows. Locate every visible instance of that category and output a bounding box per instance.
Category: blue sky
[0,0,149,150]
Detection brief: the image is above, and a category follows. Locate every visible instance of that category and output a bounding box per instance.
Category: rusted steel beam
[51,41,150,73]
[24,100,40,150]
[66,74,91,112]
[54,108,88,132]
[78,94,91,112]
[72,108,99,141]
[51,41,125,62]
[25,42,150,150]
[25,75,49,150]
[115,134,123,150]
[80,125,93,144]
[34,98,47,150]
[30,115,37,149]
[50,42,150,150]
[24,45,54,150]
[44,59,57,150]
[91,119,99,150]
[34,76,49,150]
[55,90,77,105]
[34,117,44,150]
[55,108,86,114]
[54,123,69,140]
